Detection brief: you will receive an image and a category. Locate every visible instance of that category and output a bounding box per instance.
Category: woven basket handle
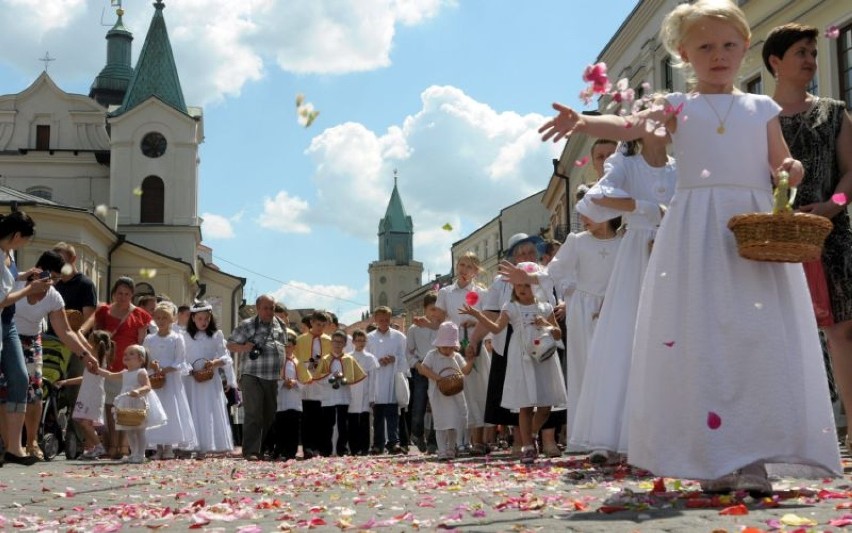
[773,171,795,215]
[439,366,460,378]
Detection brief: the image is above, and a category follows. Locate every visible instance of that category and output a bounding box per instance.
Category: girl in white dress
[568,133,676,463]
[182,303,235,458]
[545,198,622,452]
[144,303,197,459]
[56,330,112,459]
[462,273,568,464]
[97,344,167,463]
[539,0,841,493]
[415,322,474,461]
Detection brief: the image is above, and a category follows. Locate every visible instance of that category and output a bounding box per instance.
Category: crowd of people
[0,0,849,496]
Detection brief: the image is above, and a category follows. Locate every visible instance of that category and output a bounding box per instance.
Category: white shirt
[349,350,379,413]
[436,280,485,330]
[406,324,436,368]
[321,356,351,407]
[277,358,303,412]
[366,327,408,404]
[14,285,64,336]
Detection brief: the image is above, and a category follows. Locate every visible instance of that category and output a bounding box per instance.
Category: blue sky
[0,0,638,324]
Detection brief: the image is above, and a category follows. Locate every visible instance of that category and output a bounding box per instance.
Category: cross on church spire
[38,52,55,72]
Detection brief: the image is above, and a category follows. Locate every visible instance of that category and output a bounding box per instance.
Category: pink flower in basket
[533,339,541,346]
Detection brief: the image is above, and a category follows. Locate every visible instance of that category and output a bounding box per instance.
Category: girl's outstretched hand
[498,260,533,285]
[539,103,584,142]
[774,157,804,187]
[459,304,480,318]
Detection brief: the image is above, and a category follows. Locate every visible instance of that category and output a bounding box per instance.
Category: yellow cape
[313,353,366,385]
[283,357,313,384]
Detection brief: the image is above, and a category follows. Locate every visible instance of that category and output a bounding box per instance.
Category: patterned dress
[780,97,852,322]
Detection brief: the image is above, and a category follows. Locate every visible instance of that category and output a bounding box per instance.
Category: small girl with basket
[462,268,568,464]
[55,330,113,460]
[97,344,167,463]
[144,303,197,459]
[415,321,474,461]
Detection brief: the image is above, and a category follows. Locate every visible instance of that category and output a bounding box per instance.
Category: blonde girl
[56,330,113,459]
[462,273,568,464]
[415,321,474,461]
[97,345,167,463]
[539,0,840,492]
[433,252,491,454]
[144,303,197,459]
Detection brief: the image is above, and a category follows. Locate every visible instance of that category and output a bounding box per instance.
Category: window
[839,23,852,108]
[807,76,818,96]
[36,125,50,150]
[25,186,52,201]
[661,56,674,92]
[140,175,164,223]
[745,75,762,94]
[378,292,387,306]
[135,282,155,298]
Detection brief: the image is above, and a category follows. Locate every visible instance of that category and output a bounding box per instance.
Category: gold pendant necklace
[701,94,736,134]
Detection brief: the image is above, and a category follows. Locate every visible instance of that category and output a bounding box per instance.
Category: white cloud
[201,212,235,239]
[257,191,311,234]
[0,0,453,105]
[265,84,560,276]
[271,281,360,314]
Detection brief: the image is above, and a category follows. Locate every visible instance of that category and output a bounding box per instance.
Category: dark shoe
[302,449,315,459]
[5,452,38,466]
[369,447,383,456]
[244,454,260,462]
[387,444,405,455]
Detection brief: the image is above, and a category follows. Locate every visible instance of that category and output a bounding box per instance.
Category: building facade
[0,1,245,331]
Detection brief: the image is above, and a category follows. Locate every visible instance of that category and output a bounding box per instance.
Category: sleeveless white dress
[626,93,841,480]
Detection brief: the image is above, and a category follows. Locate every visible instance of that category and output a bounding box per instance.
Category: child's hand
[55,380,65,388]
[459,304,479,318]
[129,389,139,398]
[775,158,803,187]
[540,103,585,143]
[533,315,548,327]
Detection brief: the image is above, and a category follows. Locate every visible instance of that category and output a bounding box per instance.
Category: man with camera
[227,294,288,461]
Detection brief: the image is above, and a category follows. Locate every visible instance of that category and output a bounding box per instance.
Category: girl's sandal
[519,445,537,464]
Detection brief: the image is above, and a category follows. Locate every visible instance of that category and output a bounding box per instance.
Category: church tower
[89,5,134,107]
[106,0,202,268]
[368,172,423,314]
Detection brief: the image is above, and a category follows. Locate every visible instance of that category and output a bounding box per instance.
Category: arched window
[26,186,52,201]
[378,292,388,306]
[135,282,155,298]
[140,175,164,223]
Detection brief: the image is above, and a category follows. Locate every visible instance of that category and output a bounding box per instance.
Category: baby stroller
[39,381,82,461]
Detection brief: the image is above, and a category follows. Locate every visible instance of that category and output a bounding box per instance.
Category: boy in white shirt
[274,332,310,460]
[347,329,379,455]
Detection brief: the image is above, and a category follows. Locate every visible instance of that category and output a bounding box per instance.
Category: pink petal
[663,341,675,347]
[700,169,711,179]
[574,156,589,167]
[465,291,479,306]
[826,25,840,39]
[831,193,847,206]
[707,411,722,430]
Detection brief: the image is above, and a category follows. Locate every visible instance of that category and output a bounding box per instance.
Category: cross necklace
[701,94,736,134]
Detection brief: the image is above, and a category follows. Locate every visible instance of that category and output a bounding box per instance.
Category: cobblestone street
[1,447,851,532]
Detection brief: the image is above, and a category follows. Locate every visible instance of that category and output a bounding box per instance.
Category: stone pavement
[0,446,851,532]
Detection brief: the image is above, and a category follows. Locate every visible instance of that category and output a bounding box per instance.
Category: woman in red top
[81,276,151,458]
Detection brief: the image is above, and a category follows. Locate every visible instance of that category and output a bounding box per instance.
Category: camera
[248,346,263,360]
[328,371,348,390]
[308,354,321,369]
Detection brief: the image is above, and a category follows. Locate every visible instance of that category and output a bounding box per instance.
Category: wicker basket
[115,407,147,427]
[191,358,215,383]
[437,367,464,397]
[65,309,84,331]
[728,174,832,263]
[148,361,166,390]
